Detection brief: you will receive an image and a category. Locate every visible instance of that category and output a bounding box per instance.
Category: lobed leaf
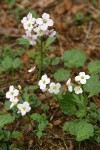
[62,49,87,68]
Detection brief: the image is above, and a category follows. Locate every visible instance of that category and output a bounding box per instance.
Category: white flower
[23,31,37,45]
[74,86,83,94]
[41,88,47,92]
[34,26,46,36]
[10,98,19,108]
[48,82,61,94]
[21,12,35,24]
[17,102,31,116]
[66,78,73,92]
[36,13,54,31]
[21,12,35,32]
[38,74,50,90]
[24,21,33,32]
[75,72,90,84]
[6,86,19,102]
[46,29,56,37]
[28,66,36,73]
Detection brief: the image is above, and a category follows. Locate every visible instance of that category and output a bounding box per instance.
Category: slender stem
[38,38,43,80]
[11,66,14,81]
[55,95,59,101]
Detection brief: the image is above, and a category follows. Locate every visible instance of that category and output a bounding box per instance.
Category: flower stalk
[38,38,43,80]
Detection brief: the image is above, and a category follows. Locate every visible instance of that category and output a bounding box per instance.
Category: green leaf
[0,129,10,141]
[75,12,84,21]
[0,143,7,150]
[29,93,41,107]
[83,75,100,96]
[36,131,42,139]
[30,113,41,122]
[38,122,46,131]
[4,101,11,110]
[62,49,87,68]
[45,36,56,48]
[75,109,87,118]
[17,38,30,47]
[11,131,22,139]
[59,92,77,115]
[41,104,49,111]
[43,57,51,68]
[52,57,60,66]
[88,61,100,75]
[54,68,70,82]
[63,119,94,141]
[2,57,12,70]
[13,58,23,69]
[24,85,38,93]
[0,114,15,128]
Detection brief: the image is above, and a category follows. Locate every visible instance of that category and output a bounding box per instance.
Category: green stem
[38,38,43,80]
[12,66,14,81]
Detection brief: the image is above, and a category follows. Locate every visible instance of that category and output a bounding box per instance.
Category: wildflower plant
[2,11,100,149]
[21,12,56,79]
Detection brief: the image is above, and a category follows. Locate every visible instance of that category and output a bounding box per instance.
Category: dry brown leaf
[71,4,86,14]
[58,147,65,150]
[55,0,73,14]
[53,119,62,125]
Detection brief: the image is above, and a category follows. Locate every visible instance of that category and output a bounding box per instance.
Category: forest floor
[0,0,100,150]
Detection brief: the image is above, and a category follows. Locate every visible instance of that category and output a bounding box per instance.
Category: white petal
[50,82,55,88]
[14,89,19,96]
[66,78,71,86]
[75,76,80,82]
[40,84,46,90]
[42,13,50,19]
[9,96,15,102]
[36,18,43,25]
[56,83,61,89]
[41,74,47,80]
[80,79,86,84]
[68,86,73,92]
[9,85,14,92]
[21,17,27,24]
[42,88,47,92]
[27,12,32,19]
[79,72,85,76]
[6,92,10,98]
[48,88,53,93]
[85,75,90,79]
[23,102,29,107]
[54,89,59,94]
[28,66,36,73]
[26,30,31,37]
[32,34,37,40]
[21,110,26,116]
[40,24,48,30]
[49,30,56,37]
[46,78,50,84]
[47,19,54,26]
[29,40,36,45]
[27,107,31,112]
[38,80,43,86]
[17,104,22,110]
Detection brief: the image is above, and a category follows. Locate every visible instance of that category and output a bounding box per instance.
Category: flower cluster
[38,72,90,95]
[38,74,61,94]
[21,12,56,45]
[6,85,31,116]
[66,72,90,94]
